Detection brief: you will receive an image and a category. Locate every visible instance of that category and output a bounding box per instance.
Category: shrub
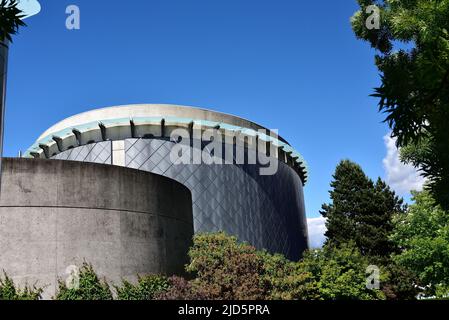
[391,191,449,298]
[186,232,318,300]
[155,276,208,300]
[54,263,113,300]
[381,263,419,300]
[0,272,42,300]
[186,232,266,300]
[115,275,170,300]
[299,243,385,300]
[258,251,319,300]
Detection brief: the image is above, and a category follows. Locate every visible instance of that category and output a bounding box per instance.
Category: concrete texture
[0,158,193,299]
[37,104,286,142]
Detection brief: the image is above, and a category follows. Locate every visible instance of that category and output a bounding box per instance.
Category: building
[0,104,308,297]
[0,157,193,298]
[25,104,309,261]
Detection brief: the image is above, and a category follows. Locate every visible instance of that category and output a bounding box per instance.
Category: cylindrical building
[25,104,309,260]
[0,157,194,298]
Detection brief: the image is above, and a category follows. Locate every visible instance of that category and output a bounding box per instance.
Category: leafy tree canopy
[186,232,318,300]
[351,0,449,208]
[391,190,449,298]
[300,242,385,300]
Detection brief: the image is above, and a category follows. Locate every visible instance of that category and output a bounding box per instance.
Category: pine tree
[321,160,405,261]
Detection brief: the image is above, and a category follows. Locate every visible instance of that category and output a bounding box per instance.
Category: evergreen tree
[321,160,405,261]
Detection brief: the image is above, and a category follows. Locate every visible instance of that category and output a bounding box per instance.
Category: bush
[258,251,319,300]
[0,272,42,300]
[381,263,419,300]
[186,232,318,300]
[391,191,449,298]
[299,243,385,300]
[0,232,399,300]
[54,263,113,300]
[155,276,209,300]
[115,275,170,300]
[186,232,267,300]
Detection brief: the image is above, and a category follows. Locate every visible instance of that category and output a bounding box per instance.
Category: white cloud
[383,134,425,195]
[307,217,327,249]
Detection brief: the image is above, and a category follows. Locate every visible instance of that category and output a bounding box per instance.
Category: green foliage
[0,0,26,42]
[320,160,417,299]
[381,263,420,300]
[258,251,319,300]
[391,190,449,298]
[0,272,42,300]
[3,231,399,300]
[321,160,405,261]
[186,232,317,300]
[115,275,170,300]
[186,232,266,300]
[54,263,113,300]
[352,0,449,208]
[155,276,209,300]
[299,243,385,300]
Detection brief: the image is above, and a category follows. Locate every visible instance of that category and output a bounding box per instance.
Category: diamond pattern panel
[52,141,112,164]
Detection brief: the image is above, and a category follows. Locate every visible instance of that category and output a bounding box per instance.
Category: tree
[391,190,449,298]
[257,251,318,300]
[321,160,405,262]
[381,263,420,300]
[351,0,449,209]
[0,0,26,42]
[186,232,267,300]
[299,243,385,300]
[186,232,317,300]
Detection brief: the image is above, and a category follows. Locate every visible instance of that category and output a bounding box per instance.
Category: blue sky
[5,0,417,222]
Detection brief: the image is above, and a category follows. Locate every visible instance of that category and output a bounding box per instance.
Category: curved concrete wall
[0,158,193,298]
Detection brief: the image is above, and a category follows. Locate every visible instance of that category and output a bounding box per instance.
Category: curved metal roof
[25,104,308,184]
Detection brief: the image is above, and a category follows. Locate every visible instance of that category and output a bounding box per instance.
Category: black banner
[0,300,443,319]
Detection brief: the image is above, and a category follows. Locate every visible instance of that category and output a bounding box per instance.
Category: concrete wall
[0,158,193,298]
